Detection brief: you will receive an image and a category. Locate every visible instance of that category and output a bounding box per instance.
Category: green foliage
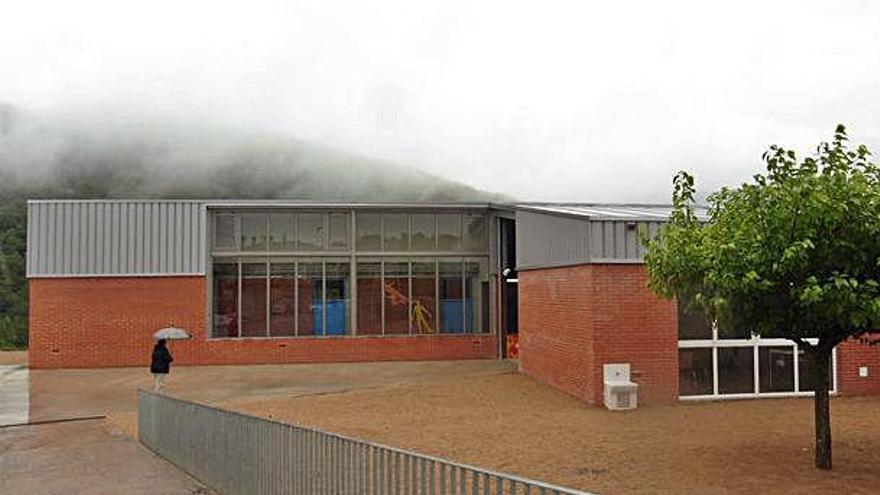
[645,125,880,350]
[644,125,880,469]
[0,316,27,350]
[0,186,27,350]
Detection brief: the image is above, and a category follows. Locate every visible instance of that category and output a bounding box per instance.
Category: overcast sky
[2,0,879,201]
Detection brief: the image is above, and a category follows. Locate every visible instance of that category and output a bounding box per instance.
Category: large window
[356,214,382,251]
[412,261,436,334]
[677,301,837,398]
[240,263,267,337]
[241,214,267,252]
[439,260,463,333]
[210,209,491,338]
[354,212,486,253]
[214,215,237,251]
[356,262,383,335]
[297,214,324,251]
[269,263,295,337]
[411,214,436,251]
[212,262,238,337]
[269,214,296,251]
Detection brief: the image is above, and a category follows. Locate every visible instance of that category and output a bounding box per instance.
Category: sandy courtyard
[228,371,880,495]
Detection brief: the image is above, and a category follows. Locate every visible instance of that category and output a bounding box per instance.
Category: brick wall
[29,277,497,369]
[837,337,880,396]
[518,264,595,401]
[518,263,678,406]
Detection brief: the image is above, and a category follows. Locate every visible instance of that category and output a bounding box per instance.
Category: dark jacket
[150,343,173,374]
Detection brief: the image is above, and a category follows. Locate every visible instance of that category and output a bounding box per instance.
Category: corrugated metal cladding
[515,205,675,268]
[27,201,207,277]
[589,220,663,261]
[515,210,592,270]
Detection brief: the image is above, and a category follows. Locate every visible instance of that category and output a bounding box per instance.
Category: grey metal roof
[513,203,709,221]
[28,199,493,209]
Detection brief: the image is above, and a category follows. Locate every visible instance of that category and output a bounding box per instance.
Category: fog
[3,0,880,202]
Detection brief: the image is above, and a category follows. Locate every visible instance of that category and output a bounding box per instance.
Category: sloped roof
[513,203,709,221]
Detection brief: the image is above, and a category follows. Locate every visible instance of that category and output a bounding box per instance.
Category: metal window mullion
[322,261,327,336]
[351,210,357,336]
[406,213,412,252]
[793,343,801,392]
[711,346,718,396]
[752,344,760,395]
[434,259,439,334]
[380,214,386,251]
[407,261,413,335]
[237,258,242,338]
[264,215,270,338]
[832,348,839,392]
[295,214,301,251]
[294,261,299,337]
[461,259,466,333]
[234,213,241,251]
[323,212,329,251]
[381,261,386,335]
[265,259,271,337]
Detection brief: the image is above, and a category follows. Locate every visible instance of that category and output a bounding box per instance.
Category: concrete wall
[518,263,679,406]
[29,277,496,369]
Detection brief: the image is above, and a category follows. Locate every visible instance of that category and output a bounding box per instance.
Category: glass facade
[210,209,492,338]
[677,301,837,398]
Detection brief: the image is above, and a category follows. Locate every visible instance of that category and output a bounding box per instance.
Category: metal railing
[139,391,594,495]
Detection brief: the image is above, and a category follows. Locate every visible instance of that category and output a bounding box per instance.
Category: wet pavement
[0,365,28,426]
[0,354,513,494]
[24,359,515,426]
[0,418,210,495]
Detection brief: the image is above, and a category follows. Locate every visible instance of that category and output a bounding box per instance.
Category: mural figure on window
[385,281,407,306]
[412,300,433,334]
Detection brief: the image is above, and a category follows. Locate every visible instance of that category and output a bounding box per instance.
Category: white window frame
[678,327,838,400]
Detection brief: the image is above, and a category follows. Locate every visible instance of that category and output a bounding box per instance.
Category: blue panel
[440,299,464,333]
[465,298,474,332]
[313,300,347,335]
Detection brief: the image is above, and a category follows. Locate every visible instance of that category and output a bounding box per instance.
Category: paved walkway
[0,354,513,494]
[0,418,210,495]
[0,365,28,426]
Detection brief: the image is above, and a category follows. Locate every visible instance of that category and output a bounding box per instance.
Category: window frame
[678,323,838,399]
[208,209,493,340]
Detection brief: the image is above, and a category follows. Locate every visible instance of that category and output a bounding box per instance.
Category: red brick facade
[837,338,880,396]
[28,277,497,369]
[518,263,880,405]
[518,263,678,405]
[29,272,880,402]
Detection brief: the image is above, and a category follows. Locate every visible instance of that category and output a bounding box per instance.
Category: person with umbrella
[150,339,173,392]
[150,326,189,392]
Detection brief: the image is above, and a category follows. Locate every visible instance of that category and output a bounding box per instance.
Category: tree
[643,125,880,470]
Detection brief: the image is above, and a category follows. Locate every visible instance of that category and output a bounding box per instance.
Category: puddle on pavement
[0,365,29,426]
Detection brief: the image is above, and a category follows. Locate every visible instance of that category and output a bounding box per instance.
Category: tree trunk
[813,348,832,470]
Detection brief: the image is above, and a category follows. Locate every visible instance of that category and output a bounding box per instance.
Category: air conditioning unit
[603,363,638,411]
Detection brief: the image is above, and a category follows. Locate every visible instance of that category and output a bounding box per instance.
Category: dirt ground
[20,359,513,436]
[229,371,880,495]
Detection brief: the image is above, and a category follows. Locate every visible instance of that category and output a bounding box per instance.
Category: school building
[25,200,880,405]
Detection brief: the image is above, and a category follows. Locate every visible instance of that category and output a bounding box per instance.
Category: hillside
[0,105,506,349]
